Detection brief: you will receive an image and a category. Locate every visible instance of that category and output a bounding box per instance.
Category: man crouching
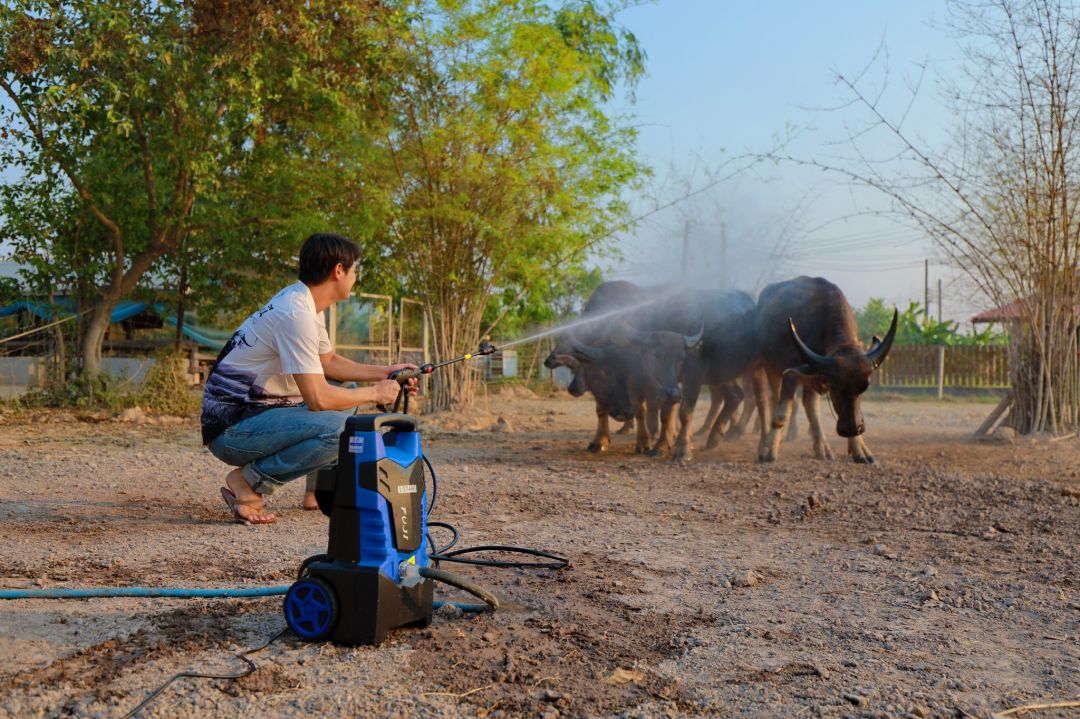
[201,233,416,524]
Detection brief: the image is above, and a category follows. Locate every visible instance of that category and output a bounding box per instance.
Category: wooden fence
[876,345,1011,389]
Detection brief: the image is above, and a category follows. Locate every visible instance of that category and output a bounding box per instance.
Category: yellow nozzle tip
[464,354,472,359]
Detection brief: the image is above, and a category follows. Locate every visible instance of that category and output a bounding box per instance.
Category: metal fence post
[936,345,945,399]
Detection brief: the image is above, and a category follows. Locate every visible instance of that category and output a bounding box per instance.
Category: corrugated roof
[971,300,1024,323]
[972,298,1080,323]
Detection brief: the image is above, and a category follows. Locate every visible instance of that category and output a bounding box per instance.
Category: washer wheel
[284,576,339,642]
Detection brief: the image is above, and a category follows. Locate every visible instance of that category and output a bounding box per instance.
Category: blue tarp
[0,299,76,320]
[0,298,230,350]
[0,298,151,323]
[164,317,230,351]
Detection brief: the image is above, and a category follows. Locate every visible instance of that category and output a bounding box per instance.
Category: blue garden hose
[0,586,291,599]
[0,586,489,611]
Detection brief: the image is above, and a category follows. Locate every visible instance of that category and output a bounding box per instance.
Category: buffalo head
[563,325,702,422]
[783,309,898,437]
[543,345,568,370]
[615,323,703,406]
[562,337,636,421]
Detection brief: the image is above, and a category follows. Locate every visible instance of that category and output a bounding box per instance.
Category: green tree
[854,297,894,346]
[482,265,606,342]
[378,0,646,409]
[0,0,395,376]
[856,298,1006,347]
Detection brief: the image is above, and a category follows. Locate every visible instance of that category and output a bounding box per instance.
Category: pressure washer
[283,339,567,645]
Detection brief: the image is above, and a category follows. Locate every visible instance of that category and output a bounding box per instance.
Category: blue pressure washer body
[283,413,432,645]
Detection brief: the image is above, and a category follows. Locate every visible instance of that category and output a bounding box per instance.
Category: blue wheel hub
[284,577,338,641]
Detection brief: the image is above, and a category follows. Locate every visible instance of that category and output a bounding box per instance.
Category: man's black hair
[298,233,361,285]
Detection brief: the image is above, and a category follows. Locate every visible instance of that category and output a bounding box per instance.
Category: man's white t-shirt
[201,282,331,444]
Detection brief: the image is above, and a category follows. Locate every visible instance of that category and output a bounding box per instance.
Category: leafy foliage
[0,0,397,365]
[19,361,126,410]
[378,0,645,407]
[855,298,1006,347]
[482,265,606,341]
[1,0,645,411]
[135,351,201,415]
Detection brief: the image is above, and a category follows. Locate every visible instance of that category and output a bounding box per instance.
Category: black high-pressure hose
[418,566,499,610]
[423,452,568,564]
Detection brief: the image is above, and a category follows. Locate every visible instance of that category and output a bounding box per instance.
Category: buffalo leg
[753,368,773,462]
[672,377,704,462]
[634,403,651,454]
[704,382,740,449]
[848,435,875,464]
[730,400,755,438]
[786,388,800,440]
[694,388,723,438]
[712,382,743,447]
[727,374,756,439]
[587,400,610,453]
[648,399,680,458]
[646,400,660,441]
[801,388,834,460]
[762,374,799,463]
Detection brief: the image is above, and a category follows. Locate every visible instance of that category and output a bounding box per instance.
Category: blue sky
[606,1,981,323]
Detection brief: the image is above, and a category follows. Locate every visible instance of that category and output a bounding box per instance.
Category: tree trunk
[175,261,188,350]
[80,240,173,378]
[47,290,66,385]
[1009,302,1080,435]
[425,298,483,412]
[81,292,122,379]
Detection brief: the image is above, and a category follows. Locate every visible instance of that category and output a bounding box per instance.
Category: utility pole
[937,278,942,324]
[924,259,929,325]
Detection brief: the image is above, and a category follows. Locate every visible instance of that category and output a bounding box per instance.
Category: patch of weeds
[11,351,199,415]
[19,366,128,411]
[134,351,201,416]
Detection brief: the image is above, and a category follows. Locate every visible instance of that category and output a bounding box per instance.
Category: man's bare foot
[303,490,319,511]
[224,468,276,524]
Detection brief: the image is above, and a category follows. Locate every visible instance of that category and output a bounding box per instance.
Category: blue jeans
[208,404,356,496]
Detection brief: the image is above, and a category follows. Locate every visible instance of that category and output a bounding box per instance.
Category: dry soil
[0,390,1078,719]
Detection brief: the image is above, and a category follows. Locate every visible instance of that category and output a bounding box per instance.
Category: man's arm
[321,352,414,383]
[293,373,401,412]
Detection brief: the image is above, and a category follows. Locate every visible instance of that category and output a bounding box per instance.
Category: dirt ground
[0,389,1078,719]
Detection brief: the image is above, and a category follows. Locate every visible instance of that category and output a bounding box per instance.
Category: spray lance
[380,339,497,414]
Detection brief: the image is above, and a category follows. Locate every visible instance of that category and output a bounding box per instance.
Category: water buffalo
[543,281,659,450]
[557,325,701,454]
[753,276,897,464]
[638,289,759,461]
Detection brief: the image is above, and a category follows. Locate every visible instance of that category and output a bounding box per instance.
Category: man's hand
[373,378,402,405]
[386,363,420,395]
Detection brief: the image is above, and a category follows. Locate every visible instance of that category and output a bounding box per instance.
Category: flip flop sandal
[220,487,276,525]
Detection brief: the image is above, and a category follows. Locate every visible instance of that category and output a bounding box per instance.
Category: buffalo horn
[865,308,899,369]
[568,336,604,363]
[788,318,831,368]
[684,322,704,350]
